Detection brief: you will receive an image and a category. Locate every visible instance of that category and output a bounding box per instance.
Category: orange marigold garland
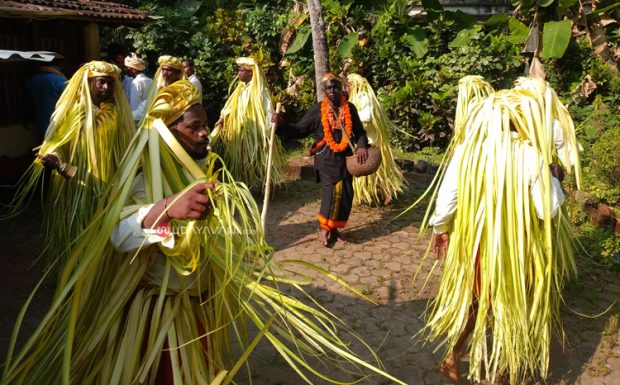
[321,95,353,153]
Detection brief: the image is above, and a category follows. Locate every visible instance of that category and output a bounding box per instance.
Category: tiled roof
[0,0,152,23]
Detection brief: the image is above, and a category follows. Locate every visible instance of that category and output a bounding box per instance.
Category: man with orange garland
[275,72,368,246]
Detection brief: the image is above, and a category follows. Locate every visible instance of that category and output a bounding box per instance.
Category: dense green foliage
[107,0,617,150]
[571,101,620,204]
[107,1,291,122]
[106,0,619,260]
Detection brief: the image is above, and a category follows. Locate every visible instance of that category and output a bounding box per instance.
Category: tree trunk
[307,0,329,101]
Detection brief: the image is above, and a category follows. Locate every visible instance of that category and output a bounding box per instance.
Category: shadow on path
[1,163,619,385]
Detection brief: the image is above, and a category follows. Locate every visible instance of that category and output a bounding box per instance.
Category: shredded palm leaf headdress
[513,76,582,188]
[135,55,188,126]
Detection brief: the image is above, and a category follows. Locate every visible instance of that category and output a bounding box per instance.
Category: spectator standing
[182,58,202,93]
[26,59,67,140]
[124,53,153,112]
[106,43,132,98]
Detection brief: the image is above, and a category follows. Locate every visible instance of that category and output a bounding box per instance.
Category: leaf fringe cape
[422,91,576,383]
[347,74,405,206]
[212,64,286,190]
[6,61,135,274]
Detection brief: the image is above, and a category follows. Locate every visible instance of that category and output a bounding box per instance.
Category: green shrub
[571,100,620,204]
[575,223,620,270]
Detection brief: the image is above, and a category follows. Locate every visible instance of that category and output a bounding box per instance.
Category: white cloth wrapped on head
[125,53,145,71]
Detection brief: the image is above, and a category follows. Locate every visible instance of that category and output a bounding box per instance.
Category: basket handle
[327,100,357,153]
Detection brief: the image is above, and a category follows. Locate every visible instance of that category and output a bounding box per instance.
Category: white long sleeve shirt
[122,75,134,99]
[110,174,209,294]
[552,119,580,167]
[429,140,565,234]
[128,73,154,111]
[188,74,202,93]
[132,99,147,122]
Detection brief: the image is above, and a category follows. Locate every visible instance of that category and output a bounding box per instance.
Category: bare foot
[329,229,347,244]
[496,373,510,385]
[379,186,391,206]
[318,230,330,247]
[439,356,459,384]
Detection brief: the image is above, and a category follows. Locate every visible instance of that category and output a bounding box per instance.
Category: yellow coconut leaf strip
[1,263,55,378]
[137,299,180,383]
[4,234,111,376]
[153,118,206,180]
[254,271,314,285]
[209,370,229,385]
[219,314,275,385]
[165,319,183,385]
[108,290,141,385]
[147,122,163,201]
[238,282,387,383]
[242,306,354,385]
[285,317,404,384]
[278,259,378,305]
[246,282,336,328]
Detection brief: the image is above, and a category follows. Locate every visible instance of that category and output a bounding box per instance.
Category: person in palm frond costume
[345,74,405,206]
[8,60,135,277]
[132,55,186,123]
[210,56,286,190]
[426,90,575,385]
[2,80,407,385]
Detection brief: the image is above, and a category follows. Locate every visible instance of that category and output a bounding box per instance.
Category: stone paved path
[1,157,619,385]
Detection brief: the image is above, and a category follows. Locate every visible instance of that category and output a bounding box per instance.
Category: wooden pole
[261,102,282,235]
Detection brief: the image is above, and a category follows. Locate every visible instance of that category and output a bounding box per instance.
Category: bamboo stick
[261,102,282,235]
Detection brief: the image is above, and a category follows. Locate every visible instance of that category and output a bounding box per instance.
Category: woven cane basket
[346,146,382,177]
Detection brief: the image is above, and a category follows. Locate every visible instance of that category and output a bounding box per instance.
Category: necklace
[320,95,353,153]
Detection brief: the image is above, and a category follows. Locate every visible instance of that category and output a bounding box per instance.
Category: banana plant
[511,0,619,74]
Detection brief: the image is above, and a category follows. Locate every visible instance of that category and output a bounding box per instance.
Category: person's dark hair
[182,59,194,66]
[49,57,65,68]
[106,43,127,60]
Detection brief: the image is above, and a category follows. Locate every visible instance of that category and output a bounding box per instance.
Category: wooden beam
[84,23,100,61]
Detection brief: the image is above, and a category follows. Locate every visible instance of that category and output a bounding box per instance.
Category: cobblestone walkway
[1,158,618,385]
